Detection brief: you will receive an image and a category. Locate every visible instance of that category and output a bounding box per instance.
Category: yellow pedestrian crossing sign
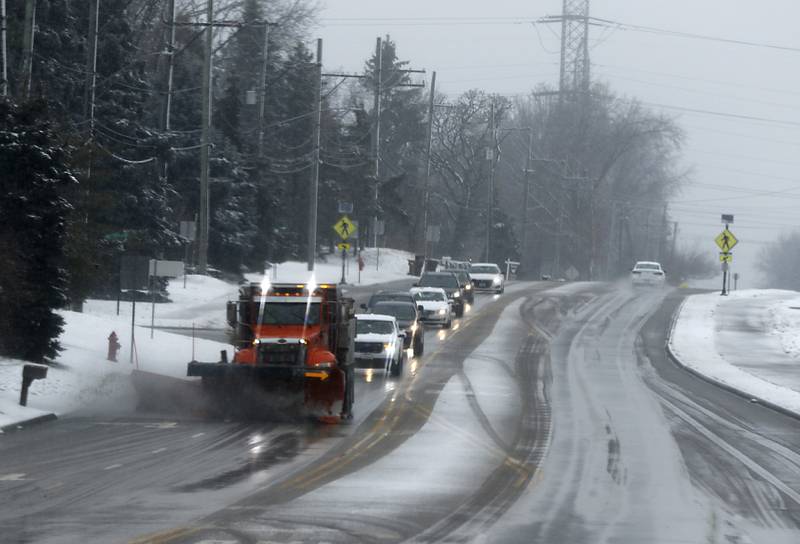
[719,253,733,263]
[333,216,356,240]
[715,229,738,252]
[337,242,351,251]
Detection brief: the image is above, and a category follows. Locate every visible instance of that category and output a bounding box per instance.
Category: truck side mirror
[417,305,424,313]
[226,301,237,327]
[360,303,368,311]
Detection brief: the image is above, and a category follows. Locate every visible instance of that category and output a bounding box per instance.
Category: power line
[586,16,800,54]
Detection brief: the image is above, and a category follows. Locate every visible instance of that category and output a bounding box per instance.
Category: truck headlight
[438,308,447,315]
[452,291,461,298]
[465,284,472,290]
[493,276,502,285]
[383,342,392,351]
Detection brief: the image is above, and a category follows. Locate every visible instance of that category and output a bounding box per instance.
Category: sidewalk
[668,289,800,417]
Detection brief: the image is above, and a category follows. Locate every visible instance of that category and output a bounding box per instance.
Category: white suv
[353,314,406,376]
[631,261,666,287]
[469,262,505,294]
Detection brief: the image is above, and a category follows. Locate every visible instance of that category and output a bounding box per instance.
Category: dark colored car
[363,290,416,312]
[371,301,425,356]
[417,272,465,317]
[453,270,474,304]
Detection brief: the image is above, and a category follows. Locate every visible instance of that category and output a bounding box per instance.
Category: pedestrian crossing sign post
[333,216,356,240]
[716,221,738,296]
[715,229,738,252]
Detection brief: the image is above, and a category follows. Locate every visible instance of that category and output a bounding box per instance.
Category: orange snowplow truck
[187,282,356,419]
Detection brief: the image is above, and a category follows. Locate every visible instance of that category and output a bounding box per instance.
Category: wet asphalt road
[3,283,800,543]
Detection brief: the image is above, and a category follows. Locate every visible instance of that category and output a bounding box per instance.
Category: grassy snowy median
[669,289,800,417]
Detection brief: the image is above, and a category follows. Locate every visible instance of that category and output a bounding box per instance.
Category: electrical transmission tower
[557,0,591,96]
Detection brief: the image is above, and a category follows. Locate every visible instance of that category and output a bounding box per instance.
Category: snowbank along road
[3,282,800,543]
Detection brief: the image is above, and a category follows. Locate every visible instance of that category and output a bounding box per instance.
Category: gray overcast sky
[314,1,800,286]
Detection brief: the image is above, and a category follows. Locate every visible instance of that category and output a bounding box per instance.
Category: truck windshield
[414,291,446,301]
[260,302,321,325]
[419,275,457,288]
[373,303,416,321]
[470,265,500,274]
[357,320,395,335]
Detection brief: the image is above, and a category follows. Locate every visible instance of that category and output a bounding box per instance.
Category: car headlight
[452,291,460,298]
[465,284,472,290]
[438,308,447,315]
[383,342,392,351]
[493,276,502,285]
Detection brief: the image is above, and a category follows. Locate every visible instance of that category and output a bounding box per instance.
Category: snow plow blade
[187,361,331,382]
[186,361,345,420]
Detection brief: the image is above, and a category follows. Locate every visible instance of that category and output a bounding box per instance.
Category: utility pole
[163,0,176,131]
[257,22,271,157]
[84,0,100,132]
[197,0,213,274]
[371,37,383,251]
[421,70,436,257]
[307,39,323,272]
[521,129,533,270]
[20,0,36,98]
[485,100,496,262]
[1,0,7,97]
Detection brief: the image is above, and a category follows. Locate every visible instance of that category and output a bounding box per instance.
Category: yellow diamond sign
[333,216,356,240]
[715,229,738,252]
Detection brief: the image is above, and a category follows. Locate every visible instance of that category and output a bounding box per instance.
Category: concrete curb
[1,413,58,433]
[665,296,800,422]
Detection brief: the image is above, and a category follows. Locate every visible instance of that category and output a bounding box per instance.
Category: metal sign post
[716,215,737,296]
[148,259,185,338]
[337,242,351,284]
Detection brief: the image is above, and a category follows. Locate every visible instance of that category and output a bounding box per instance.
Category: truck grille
[355,341,384,354]
[257,342,303,366]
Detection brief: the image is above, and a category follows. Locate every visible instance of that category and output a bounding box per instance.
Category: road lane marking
[192,432,206,438]
[104,464,123,470]
[152,447,167,454]
[0,473,26,481]
[145,421,178,429]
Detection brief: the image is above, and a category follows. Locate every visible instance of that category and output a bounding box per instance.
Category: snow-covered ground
[85,247,414,329]
[669,289,800,416]
[0,311,230,430]
[253,247,414,286]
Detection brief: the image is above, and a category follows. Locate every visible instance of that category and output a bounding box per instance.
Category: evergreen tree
[0,99,76,362]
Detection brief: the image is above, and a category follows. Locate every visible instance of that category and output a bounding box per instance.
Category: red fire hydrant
[107,331,121,362]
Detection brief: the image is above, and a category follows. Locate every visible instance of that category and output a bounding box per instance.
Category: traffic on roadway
[4,262,800,544]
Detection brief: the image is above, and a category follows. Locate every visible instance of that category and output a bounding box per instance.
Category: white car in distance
[630,261,666,287]
[469,262,505,294]
[410,287,453,328]
[353,314,405,376]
